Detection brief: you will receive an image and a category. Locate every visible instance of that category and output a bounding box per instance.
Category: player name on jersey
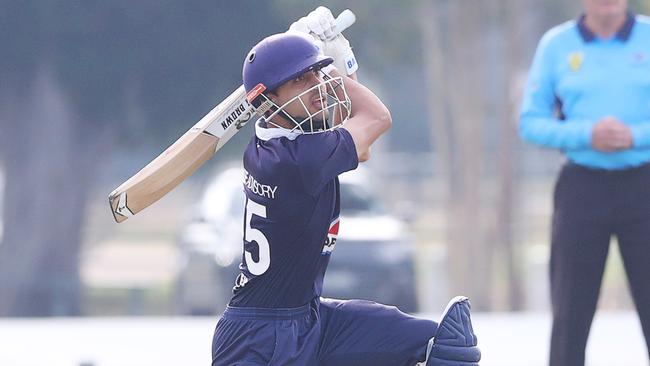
[243,170,278,199]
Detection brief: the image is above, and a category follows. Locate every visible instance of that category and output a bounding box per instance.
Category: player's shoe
[425,296,481,366]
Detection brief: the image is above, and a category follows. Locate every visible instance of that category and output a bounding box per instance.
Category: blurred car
[176,166,417,315]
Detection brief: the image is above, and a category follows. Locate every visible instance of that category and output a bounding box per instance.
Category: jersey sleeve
[630,121,650,148]
[294,128,359,195]
[518,29,593,150]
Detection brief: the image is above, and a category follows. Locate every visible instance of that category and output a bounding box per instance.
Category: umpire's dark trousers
[549,162,650,366]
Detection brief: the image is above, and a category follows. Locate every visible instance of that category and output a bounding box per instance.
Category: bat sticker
[115,192,134,217]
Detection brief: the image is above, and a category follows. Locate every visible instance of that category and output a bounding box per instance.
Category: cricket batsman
[211,7,481,365]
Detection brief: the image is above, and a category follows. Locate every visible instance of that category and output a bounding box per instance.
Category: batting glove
[288,6,358,75]
[322,34,358,76]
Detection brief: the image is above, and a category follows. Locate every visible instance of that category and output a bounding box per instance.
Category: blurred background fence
[1,0,649,317]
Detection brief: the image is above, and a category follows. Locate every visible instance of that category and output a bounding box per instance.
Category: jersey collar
[577,12,636,43]
[255,118,301,141]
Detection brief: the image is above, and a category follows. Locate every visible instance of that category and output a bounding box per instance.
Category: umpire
[519,1,650,365]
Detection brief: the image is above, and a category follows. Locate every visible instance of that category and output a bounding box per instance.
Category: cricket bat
[109,9,356,223]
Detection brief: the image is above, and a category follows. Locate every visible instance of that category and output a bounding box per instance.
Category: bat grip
[331,9,356,39]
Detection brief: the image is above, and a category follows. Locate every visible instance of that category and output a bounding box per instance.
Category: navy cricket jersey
[228,119,358,308]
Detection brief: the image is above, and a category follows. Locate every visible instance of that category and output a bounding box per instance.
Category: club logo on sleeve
[322,217,339,255]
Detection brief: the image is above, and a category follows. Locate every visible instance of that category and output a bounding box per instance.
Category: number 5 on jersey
[244,199,271,275]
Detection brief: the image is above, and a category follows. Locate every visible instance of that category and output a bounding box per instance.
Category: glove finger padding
[288,17,310,34]
[304,15,325,39]
[313,6,336,40]
[319,17,335,40]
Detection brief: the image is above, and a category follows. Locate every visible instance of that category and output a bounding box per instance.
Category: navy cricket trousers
[211,297,437,365]
[549,162,650,366]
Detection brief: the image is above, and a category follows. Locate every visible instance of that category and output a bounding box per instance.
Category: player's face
[270,70,329,124]
[583,0,627,19]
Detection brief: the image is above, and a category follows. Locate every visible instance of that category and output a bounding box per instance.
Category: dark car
[176,166,417,315]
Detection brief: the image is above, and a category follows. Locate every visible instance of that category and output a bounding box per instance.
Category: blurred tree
[0,0,281,316]
[489,0,525,311]
[631,0,650,13]
[419,0,492,310]
[416,0,565,310]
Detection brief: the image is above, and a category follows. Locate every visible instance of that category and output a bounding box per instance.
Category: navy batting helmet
[242,33,333,95]
[241,32,350,134]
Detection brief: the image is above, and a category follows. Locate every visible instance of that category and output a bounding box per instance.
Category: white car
[176,166,417,315]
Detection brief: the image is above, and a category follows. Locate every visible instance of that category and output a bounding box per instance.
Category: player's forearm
[337,69,391,161]
[333,69,391,135]
[358,147,371,162]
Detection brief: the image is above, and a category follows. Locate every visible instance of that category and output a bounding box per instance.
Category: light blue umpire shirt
[520,13,650,170]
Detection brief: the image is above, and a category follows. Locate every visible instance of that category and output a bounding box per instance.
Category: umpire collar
[577,11,636,43]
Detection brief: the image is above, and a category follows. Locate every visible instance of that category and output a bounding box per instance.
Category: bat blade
[109,86,254,223]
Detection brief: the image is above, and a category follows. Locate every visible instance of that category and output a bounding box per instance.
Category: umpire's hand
[591,116,633,152]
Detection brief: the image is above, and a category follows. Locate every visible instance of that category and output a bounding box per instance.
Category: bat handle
[332,9,356,38]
